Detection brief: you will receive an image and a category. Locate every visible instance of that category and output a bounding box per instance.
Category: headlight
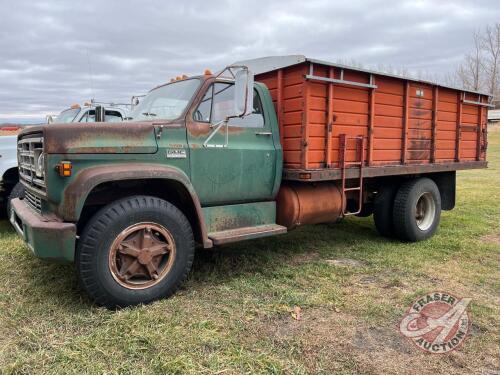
[35,152,45,178]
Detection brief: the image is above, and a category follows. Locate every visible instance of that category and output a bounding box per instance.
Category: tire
[7,182,25,218]
[393,178,441,242]
[373,183,398,237]
[76,195,195,308]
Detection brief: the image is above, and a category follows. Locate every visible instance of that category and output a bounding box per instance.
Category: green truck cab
[11,67,286,307]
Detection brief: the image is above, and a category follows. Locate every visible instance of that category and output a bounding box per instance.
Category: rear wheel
[76,196,195,308]
[393,178,441,242]
[373,184,398,238]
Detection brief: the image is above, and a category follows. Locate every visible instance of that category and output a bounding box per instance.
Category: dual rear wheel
[373,178,441,241]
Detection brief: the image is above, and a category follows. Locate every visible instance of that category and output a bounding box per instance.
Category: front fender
[60,163,212,248]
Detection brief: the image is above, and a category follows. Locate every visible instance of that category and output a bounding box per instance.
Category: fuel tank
[276,182,344,230]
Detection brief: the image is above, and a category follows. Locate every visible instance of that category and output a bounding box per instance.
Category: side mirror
[234,68,254,117]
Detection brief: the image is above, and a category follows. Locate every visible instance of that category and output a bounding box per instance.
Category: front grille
[25,190,42,214]
[18,133,46,193]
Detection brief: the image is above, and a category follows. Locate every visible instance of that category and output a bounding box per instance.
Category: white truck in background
[0,135,19,215]
[48,102,128,124]
[0,103,129,216]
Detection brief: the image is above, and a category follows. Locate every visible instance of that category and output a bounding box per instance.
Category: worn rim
[415,192,436,231]
[108,222,176,290]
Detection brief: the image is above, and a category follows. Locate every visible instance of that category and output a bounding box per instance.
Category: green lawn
[0,133,499,374]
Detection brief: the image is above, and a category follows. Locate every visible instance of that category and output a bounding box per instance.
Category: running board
[208,224,287,245]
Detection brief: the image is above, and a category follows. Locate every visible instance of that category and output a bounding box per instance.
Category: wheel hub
[415,192,436,231]
[108,223,176,289]
[138,251,153,265]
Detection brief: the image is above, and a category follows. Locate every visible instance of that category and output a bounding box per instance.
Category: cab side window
[80,109,123,122]
[80,110,95,122]
[195,86,213,122]
[105,110,123,122]
[194,83,264,128]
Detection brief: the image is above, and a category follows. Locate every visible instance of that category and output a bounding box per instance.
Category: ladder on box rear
[339,134,365,216]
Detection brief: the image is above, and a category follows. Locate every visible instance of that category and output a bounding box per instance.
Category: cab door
[187,82,277,206]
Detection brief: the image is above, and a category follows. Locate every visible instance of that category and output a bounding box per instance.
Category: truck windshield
[57,108,80,123]
[130,78,201,121]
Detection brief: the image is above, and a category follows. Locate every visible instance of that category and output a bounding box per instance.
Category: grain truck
[10,56,491,308]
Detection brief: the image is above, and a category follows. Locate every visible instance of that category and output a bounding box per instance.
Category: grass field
[0,133,499,375]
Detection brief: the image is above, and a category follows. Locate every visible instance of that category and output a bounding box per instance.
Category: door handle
[255,131,272,136]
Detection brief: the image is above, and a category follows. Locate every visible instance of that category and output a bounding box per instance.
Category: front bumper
[10,198,76,262]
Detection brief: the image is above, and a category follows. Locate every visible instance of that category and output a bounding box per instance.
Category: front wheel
[76,196,195,308]
[392,178,441,242]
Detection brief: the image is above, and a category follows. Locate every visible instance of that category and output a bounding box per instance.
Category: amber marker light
[204,69,212,75]
[57,161,72,177]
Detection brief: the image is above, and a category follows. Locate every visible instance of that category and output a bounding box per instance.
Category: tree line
[447,23,499,103]
[337,23,499,106]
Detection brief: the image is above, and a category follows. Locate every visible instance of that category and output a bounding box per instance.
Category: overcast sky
[1,0,499,123]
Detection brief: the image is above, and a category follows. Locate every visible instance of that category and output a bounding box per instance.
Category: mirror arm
[203,119,228,148]
[203,112,244,148]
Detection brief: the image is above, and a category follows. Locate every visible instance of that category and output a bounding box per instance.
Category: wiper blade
[142,112,157,117]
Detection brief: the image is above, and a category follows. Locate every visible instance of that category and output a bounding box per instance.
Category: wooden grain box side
[372,75,404,165]
[257,64,308,168]
[255,59,489,172]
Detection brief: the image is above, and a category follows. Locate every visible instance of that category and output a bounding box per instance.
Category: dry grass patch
[481,234,500,245]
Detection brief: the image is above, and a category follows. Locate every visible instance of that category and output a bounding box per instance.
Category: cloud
[0,0,499,120]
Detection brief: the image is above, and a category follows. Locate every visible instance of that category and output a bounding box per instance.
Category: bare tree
[375,63,410,77]
[453,23,500,98]
[482,23,500,96]
[455,30,482,91]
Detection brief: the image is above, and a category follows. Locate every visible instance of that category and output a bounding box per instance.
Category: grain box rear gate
[243,56,490,182]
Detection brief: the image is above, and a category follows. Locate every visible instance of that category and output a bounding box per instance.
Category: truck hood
[20,122,162,154]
